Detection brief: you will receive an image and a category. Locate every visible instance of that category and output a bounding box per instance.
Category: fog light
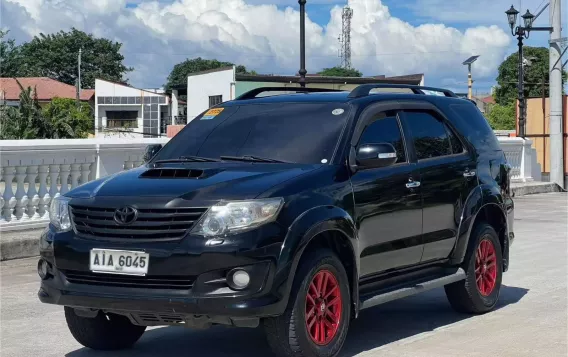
[228,269,250,290]
[38,259,50,280]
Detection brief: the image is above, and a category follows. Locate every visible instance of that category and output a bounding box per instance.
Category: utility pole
[76,48,82,107]
[298,0,307,88]
[463,56,479,100]
[467,64,473,99]
[549,0,564,188]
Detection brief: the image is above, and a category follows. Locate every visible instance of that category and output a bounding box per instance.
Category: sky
[1,0,565,94]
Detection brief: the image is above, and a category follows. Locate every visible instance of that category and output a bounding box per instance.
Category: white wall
[186,67,235,123]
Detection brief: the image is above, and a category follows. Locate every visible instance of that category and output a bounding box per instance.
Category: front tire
[445,223,503,314]
[65,307,146,350]
[264,249,351,357]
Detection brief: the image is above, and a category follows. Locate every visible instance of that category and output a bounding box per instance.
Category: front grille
[62,270,194,290]
[70,205,208,241]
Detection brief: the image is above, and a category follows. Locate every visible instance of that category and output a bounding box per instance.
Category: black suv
[38,84,514,357]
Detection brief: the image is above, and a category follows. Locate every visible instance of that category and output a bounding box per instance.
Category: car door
[350,109,423,278]
[401,109,478,263]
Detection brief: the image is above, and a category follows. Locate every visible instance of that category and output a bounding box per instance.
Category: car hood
[67,163,321,200]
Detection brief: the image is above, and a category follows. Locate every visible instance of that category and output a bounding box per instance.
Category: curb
[1,228,42,261]
[511,182,564,197]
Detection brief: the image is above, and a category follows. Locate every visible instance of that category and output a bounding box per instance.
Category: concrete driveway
[1,193,566,357]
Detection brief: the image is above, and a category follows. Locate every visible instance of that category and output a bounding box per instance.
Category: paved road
[1,193,567,357]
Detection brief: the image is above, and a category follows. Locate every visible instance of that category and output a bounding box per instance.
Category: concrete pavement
[1,193,566,357]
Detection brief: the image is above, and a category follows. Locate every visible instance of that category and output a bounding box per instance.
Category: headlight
[49,196,71,232]
[192,198,284,237]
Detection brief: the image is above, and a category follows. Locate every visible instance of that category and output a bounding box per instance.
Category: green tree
[42,98,93,138]
[0,30,21,77]
[0,80,92,139]
[318,66,362,77]
[12,28,132,88]
[486,103,516,130]
[494,46,568,105]
[165,57,256,89]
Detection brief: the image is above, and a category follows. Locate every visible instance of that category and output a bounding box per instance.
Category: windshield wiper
[220,155,288,163]
[154,156,220,164]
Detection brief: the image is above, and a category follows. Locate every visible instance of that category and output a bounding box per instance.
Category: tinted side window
[359,112,406,164]
[446,126,464,154]
[448,103,501,152]
[404,111,451,160]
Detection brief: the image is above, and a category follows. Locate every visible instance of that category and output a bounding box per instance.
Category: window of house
[209,95,223,108]
[358,111,407,164]
[106,111,138,128]
[404,111,452,160]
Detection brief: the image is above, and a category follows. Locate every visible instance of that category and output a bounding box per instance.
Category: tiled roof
[0,77,95,101]
[481,95,495,104]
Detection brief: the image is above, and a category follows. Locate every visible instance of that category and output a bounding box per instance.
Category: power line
[534,0,547,13]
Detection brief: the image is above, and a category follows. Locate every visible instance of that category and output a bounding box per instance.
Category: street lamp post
[462,55,479,100]
[505,5,552,138]
[299,0,307,88]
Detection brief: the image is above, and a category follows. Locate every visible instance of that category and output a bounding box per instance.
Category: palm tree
[0,79,77,139]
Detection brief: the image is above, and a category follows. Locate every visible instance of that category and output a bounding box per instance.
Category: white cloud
[1,0,511,90]
[404,0,567,26]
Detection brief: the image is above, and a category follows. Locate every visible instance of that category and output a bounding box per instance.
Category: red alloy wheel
[305,270,342,346]
[475,238,498,296]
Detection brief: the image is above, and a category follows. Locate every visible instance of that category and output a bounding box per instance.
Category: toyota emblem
[114,206,138,225]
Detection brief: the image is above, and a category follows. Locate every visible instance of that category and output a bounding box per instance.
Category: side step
[359,268,466,310]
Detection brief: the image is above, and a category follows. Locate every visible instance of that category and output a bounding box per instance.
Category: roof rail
[348,84,458,98]
[236,87,342,100]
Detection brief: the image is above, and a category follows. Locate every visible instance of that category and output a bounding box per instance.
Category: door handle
[406,181,421,189]
[463,170,476,178]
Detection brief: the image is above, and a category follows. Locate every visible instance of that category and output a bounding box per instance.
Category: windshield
[154,102,351,164]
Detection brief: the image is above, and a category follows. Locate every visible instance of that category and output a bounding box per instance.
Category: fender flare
[274,206,359,315]
[450,184,507,265]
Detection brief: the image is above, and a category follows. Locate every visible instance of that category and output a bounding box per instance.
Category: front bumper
[38,225,289,323]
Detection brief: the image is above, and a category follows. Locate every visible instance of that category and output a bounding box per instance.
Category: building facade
[94,79,170,138]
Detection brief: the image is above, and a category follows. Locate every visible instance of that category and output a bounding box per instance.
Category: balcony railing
[0,138,169,232]
[0,136,539,232]
[161,116,188,126]
[499,137,541,183]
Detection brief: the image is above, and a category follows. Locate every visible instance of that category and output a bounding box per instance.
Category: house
[168,66,425,125]
[94,79,170,138]
[0,77,95,107]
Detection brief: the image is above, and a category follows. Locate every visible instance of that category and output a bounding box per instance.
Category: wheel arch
[276,206,359,318]
[450,185,509,271]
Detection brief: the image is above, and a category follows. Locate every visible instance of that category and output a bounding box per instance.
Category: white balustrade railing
[0,138,169,232]
[0,136,542,232]
[499,137,541,183]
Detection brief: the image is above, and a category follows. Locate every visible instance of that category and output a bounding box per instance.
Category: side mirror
[356,143,398,169]
[143,144,162,163]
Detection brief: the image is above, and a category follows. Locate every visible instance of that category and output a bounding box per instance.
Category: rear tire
[65,307,146,350]
[263,249,351,357]
[445,223,503,314]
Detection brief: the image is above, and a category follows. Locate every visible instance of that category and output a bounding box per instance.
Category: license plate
[90,249,149,276]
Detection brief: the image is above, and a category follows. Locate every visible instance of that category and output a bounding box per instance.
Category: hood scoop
[140,168,205,179]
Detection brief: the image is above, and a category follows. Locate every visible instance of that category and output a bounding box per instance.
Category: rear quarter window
[447,103,501,152]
